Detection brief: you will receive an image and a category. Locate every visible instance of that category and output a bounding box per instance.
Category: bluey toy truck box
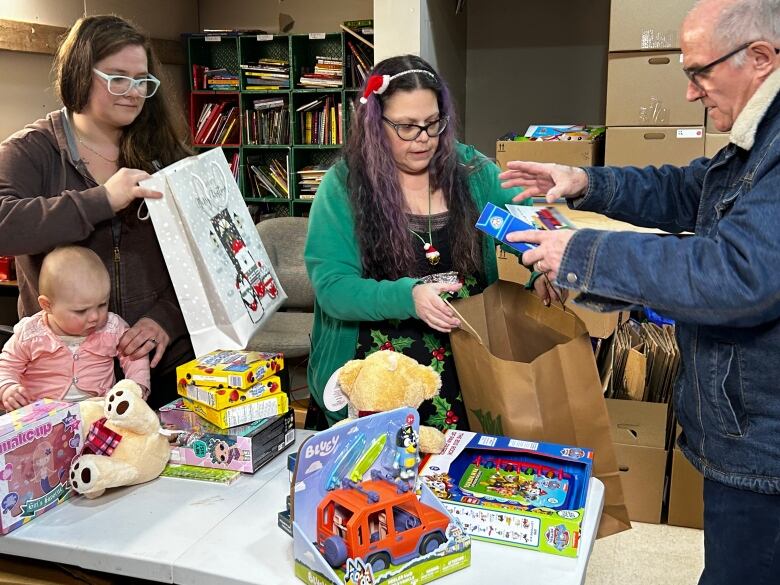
[182,391,288,429]
[159,398,294,472]
[419,430,593,557]
[177,374,282,409]
[176,349,284,390]
[0,399,82,534]
[292,408,470,585]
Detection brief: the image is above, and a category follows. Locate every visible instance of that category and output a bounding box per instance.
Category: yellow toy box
[182,392,289,429]
[176,350,284,390]
[177,375,282,410]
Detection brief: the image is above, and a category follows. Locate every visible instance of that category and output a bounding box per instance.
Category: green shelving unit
[185,28,374,218]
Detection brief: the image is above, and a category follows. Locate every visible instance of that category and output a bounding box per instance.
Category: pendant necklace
[75,128,118,164]
[409,183,441,265]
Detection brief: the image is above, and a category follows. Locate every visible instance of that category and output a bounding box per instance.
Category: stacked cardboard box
[159,398,294,473]
[156,350,294,474]
[175,350,288,428]
[605,0,705,167]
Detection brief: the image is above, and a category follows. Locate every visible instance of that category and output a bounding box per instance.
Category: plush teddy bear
[324,351,446,454]
[69,380,170,499]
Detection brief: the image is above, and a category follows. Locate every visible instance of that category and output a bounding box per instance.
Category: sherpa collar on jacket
[731,67,780,150]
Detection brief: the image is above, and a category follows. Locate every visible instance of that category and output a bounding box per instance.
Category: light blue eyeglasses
[93,68,161,98]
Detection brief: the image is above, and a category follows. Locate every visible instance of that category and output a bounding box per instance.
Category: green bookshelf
[185,27,374,218]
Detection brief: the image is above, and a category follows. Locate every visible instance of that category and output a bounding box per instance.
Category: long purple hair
[344,55,483,281]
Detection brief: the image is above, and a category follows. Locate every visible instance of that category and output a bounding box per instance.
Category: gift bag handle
[442,297,484,346]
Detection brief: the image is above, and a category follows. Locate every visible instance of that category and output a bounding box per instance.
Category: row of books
[194,102,240,145]
[345,39,372,88]
[297,165,329,198]
[192,65,239,91]
[245,98,289,145]
[297,96,342,145]
[241,58,290,91]
[248,157,290,199]
[299,55,342,88]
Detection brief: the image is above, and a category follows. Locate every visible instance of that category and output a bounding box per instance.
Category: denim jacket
[558,69,780,494]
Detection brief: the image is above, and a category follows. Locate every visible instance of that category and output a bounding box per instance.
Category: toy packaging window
[291,408,470,585]
[419,430,593,557]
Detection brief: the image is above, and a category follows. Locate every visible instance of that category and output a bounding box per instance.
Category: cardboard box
[605,126,705,167]
[606,398,670,524]
[705,132,731,158]
[496,137,603,171]
[667,428,704,529]
[496,252,624,339]
[0,400,81,534]
[292,409,470,585]
[160,398,295,473]
[182,392,289,429]
[609,0,696,51]
[176,350,284,390]
[606,52,705,126]
[419,430,593,557]
[177,375,282,410]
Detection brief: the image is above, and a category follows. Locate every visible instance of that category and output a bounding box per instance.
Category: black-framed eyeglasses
[683,41,780,89]
[382,116,448,141]
[93,68,161,98]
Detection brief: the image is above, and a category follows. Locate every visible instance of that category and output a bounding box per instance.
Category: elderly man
[500,0,780,582]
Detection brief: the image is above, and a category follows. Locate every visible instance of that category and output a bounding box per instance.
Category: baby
[0,246,150,411]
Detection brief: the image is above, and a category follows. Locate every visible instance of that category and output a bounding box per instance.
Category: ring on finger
[147,338,158,346]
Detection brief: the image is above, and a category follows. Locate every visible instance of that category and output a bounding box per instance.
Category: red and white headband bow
[359,69,435,104]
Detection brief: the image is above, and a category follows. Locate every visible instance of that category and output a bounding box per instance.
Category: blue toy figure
[393,423,419,482]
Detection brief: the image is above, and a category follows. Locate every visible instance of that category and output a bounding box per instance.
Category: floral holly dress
[355,211,485,431]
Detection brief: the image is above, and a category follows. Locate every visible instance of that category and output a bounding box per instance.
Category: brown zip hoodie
[0,108,192,375]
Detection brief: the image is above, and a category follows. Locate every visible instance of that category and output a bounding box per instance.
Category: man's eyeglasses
[683,41,780,89]
[93,68,161,98]
[383,116,448,141]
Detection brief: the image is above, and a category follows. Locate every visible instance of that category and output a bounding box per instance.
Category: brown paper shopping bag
[450,280,631,538]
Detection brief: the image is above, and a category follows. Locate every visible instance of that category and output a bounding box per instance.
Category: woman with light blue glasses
[0,15,194,409]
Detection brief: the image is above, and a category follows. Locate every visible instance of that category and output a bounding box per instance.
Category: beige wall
[0,0,197,141]
[198,0,372,34]
[465,0,610,157]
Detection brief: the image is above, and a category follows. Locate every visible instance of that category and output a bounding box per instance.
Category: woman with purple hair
[305,55,541,429]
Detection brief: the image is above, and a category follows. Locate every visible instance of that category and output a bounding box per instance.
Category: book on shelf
[299,55,342,88]
[244,99,289,145]
[297,164,330,199]
[194,102,240,145]
[296,95,341,145]
[228,151,240,182]
[248,156,289,199]
[241,59,290,89]
[346,40,373,87]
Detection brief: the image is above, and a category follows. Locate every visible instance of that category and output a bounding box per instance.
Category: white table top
[0,430,604,585]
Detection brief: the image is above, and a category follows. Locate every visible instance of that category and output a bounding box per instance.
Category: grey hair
[698,0,780,65]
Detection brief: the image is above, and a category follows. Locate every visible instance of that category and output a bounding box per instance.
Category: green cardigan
[304,143,526,424]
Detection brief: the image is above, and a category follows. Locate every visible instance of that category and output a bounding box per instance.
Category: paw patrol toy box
[0,399,82,534]
[176,350,284,390]
[159,398,294,473]
[419,430,593,557]
[292,408,470,585]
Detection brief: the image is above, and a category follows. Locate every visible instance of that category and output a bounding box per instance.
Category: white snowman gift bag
[142,148,286,356]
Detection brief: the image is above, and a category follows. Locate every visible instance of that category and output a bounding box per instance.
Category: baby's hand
[1,384,29,411]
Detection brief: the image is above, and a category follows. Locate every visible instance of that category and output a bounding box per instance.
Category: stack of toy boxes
[159,398,294,473]
[0,400,82,534]
[419,430,593,557]
[175,350,288,429]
